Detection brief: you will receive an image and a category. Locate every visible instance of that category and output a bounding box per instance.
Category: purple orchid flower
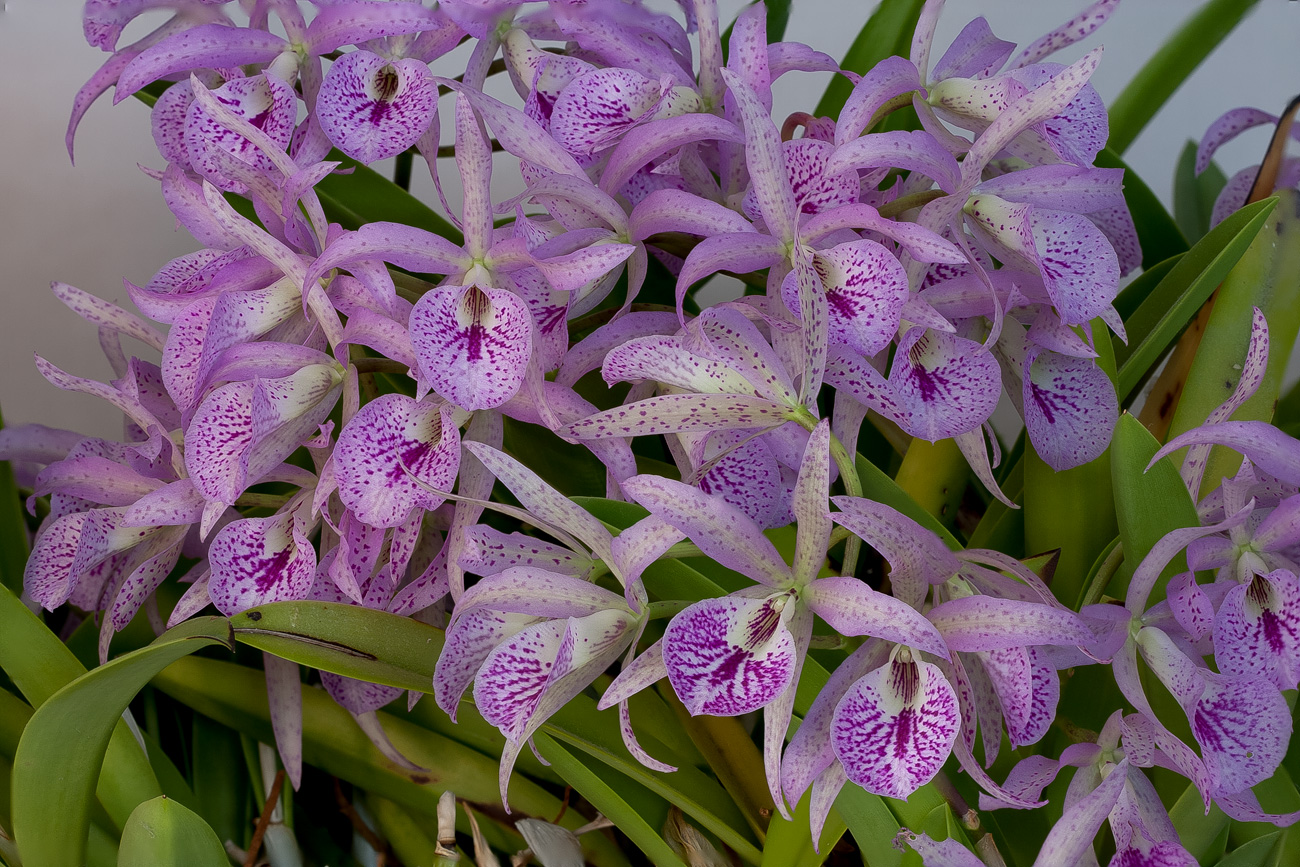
[601,421,948,816]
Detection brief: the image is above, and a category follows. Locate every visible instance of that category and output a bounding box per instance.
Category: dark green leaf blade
[1115,197,1278,401]
[11,617,232,867]
[230,600,444,692]
[118,796,228,867]
[1174,139,1229,244]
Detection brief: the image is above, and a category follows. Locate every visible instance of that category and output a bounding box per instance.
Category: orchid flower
[600,422,947,816]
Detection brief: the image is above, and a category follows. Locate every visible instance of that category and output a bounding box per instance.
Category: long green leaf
[1174,140,1229,244]
[230,600,444,692]
[1115,197,1278,401]
[1107,0,1263,154]
[1109,413,1199,605]
[11,617,232,867]
[834,786,908,867]
[1169,189,1300,494]
[534,731,689,867]
[151,656,629,867]
[760,789,846,867]
[1214,832,1286,867]
[1114,253,1182,325]
[1094,147,1189,270]
[117,796,228,867]
[0,584,165,832]
[855,455,960,549]
[815,0,926,120]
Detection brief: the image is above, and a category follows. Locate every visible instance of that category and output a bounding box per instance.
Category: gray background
[1,0,1297,441]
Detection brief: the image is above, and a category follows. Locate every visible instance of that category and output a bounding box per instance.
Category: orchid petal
[1023,348,1118,471]
[1011,0,1120,69]
[115,24,287,99]
[621,475,790,587]
[1213,570,1300,691]
[560,393,792,439]
[317,50,437,163]
[929,596,1092,651]
[889,327,1001,441]
[1153,421,1300,487]
[830,495,960,607]
[184,74,297,193]
[720,67,797,245]
[832,657,960,799]
[663,594,798,716]
[208,513,316,616]
[410,284,532,410]
[334,394,461,528]
[825,131,961,194]
[933,17,1015,81]
[599,114,744,195]
[805,577,949,658]
[1168,572,1216,642]
[1032,760,1128,867]
[837,56,923,143]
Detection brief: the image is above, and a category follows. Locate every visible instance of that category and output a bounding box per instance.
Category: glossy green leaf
[1025,322,1118,606]
[1107,0,1263,154]
[0,408,28,595]
[834,786,908,867]
[1114,253,1182,326]
[117,796,227,867]
[815,0,926,120]
[0,584,166,833]
[316,152,461,244]
[1169,189,1300,494]
[1115,197,1279,401]
[893,439,965,532]
[855,455,961,550]
[11,617,232,867]
[1109,413,1200,604]
[1214,831,1286,867]
[534,731,688,867]
[230,600,444,693]
[190,713,249,848]
[545,692,762,863]
[151,656,629,867]
[1175,139,1229,244]
[760,788,846,867]
[1095,147,1189,269]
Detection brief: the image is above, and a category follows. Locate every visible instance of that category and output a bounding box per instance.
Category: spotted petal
[662,594,797,716]
[317,50,436,164]
[1023,347,1117,471]
[1213,570,1300,691]
[550,68,665,155]
[183,74,296,193]
[410,284,533,410]
[434,608,539,720]
[783,239,909,358]
[334,394,461,528]
[832,657,960,799]
[889,327,1001,441]
[208,512,316,616]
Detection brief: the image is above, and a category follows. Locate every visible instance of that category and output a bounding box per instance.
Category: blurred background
[1,0,1297,441]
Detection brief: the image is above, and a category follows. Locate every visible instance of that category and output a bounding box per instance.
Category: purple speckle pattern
[662,595,797,716]
[550,68,663,156]
[434,608,539,719]
[1192,672,1291,795]
[831,658,959,799]
[183,74,296,193]
[1023,348,1117,471]
[784,239,908,358]
[410,284,532,411]
[889,328,1000,441]
[321,672,403,715]
[317,50,437,164]
[208,512,316,616]
[1213,571,1300,691]
[334,394,461,528]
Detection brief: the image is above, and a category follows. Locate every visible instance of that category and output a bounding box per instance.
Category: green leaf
[190,713,249,848]
[760,788,846,867]
[1094,147,1189,270]
[315,152,462,244]
[815,0,926,120]
[1174,140,1229,244]
[1114,253,1182,325]
[117,796,228,867]
[11,617,232,867]
[1107,0,1264,155]
[151,656,629,867]
[833,786,907,867]
[229,600,444,693]
[534,731,689,867]
[1109,413,1199,604]
[0,407,29,596]
[854,454,961,550]
[1214,831,1286,867]
[1169,189,1300,494]
[0,584,165,832]
[1115,197,1279,401]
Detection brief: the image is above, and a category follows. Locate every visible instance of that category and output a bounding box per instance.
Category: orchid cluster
[5,0,1300,864]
